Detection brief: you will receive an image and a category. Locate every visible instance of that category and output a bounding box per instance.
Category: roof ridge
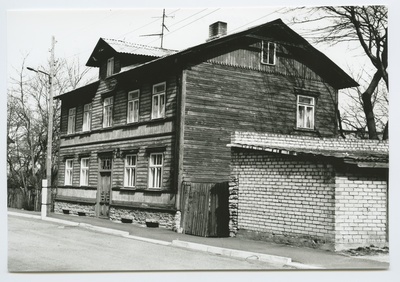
[101,37,178,52]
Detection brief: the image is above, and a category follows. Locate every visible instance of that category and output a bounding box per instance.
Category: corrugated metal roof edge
[227,143,388,167]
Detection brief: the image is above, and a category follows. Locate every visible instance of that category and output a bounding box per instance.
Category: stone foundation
[109,207,176,229]
[54,201,96,217]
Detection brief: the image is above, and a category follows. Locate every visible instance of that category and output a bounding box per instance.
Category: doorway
[97,156,112,218]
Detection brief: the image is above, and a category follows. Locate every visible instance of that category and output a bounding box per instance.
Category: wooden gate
[181,182,229,237]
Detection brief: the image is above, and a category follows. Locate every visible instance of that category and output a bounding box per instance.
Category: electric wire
[144,8,221,46]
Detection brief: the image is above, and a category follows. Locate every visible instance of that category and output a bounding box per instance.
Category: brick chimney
[208,21,227,41]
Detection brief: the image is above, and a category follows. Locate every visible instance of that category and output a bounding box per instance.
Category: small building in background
[228,131,388,251]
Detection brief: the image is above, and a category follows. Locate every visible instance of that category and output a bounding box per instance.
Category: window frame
[261,41,276,65]
[64,159,74,186]
[103,96,113,128]
[124,154,137,188]
[151,82,166,120]
[80,157,90,186]
[127,90,140,124]
[296,95,315,130]
[106,57,114,77]
[67,108,76,134]
[148,153,163,189]
[82,103,92,132]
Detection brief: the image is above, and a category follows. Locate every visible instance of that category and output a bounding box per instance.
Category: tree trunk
[362,70,382,140]
[382,121,388,140]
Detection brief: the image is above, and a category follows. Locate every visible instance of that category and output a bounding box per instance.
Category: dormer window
[261,41,276,65]
[106,57,114,77]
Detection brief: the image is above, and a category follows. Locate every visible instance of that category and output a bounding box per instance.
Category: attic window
[106,57,114,77]
[261,41,276,65]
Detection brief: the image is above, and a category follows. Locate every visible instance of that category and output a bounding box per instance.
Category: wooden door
[97,156,112,218]
[98,172,111,218]
[181,182,229,237]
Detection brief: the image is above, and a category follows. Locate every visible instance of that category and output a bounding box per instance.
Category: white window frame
[67,108,76,134]
[127,90,140,123]
[296,95,315,129]
[124,154,137,188]
[148,153,163,189]
[82,103,92,132]
[261,41,276,65]
[80,157,90,186]
[65,159,74,186]
[106,57,114,77]
[103,97,113,128]
[151,82,166,120]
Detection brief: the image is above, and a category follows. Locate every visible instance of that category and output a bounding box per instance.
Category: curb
[8,211,41,220]
[171,240,292,265]
[122,234,171,246]
[8,211,171,246]
[10,211,322,268]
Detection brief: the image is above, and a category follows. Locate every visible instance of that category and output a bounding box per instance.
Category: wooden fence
[181,182,229,237]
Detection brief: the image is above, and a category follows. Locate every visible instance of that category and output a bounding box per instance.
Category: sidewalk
[8,208,389,270]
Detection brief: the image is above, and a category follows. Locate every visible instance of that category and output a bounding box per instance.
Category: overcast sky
[5,4,380,84]
[2,1,400,282]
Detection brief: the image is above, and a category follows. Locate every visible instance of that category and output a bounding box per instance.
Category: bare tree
[7,55,94,210]
[291,5,388,140]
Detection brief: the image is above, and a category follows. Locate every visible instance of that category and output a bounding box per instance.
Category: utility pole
[27,35,56,218]
[43,35,55,217]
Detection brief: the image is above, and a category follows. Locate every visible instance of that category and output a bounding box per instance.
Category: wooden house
[54,19,357,234]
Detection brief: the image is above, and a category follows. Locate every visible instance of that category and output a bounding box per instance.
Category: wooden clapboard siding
[58,67,179,212]
[183,61,337,183]
[207,42,324,82]
[58,135,175,189]
[60,75,178,137]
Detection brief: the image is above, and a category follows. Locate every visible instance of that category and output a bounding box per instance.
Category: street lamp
[27,65,54,218]
[26,36,55,219]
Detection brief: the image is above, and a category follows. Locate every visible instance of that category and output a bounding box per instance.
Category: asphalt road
[8,215,280,272]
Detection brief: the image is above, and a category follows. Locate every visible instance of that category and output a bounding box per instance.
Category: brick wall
[231,149,336,249]
[334,168,387,251]
[230,147,388,251]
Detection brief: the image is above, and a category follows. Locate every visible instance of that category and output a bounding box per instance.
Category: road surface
[8,215,281,272]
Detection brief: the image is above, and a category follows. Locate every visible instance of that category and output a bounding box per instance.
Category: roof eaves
[54,80,100,99]
[228,142,388,166]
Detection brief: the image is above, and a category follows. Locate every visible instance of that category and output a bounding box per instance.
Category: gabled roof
[115,19,358,89]
[60,19,358,99]
[228,132,388,168]
[86,38,177,67]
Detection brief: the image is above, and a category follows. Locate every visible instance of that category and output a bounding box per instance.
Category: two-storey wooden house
[54,19,357,232]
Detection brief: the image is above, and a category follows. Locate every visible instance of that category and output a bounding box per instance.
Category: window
[124,155,137,188]
[152,82,166,119]
[261,41,276,65]
[65,159,73,185]
[103,97,113,128]
[80,158,89,186]
[100,157,112,171]
[297,95,315,129]
[67,108,76,134]
[148,153,163,189]
[83,103,92,132]
[106,57,114,77]
[127,90,140,123]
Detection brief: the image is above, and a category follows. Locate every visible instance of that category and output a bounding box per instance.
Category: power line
[118,9,180,40]
[228,7,286,34]
[145,8,221,46]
